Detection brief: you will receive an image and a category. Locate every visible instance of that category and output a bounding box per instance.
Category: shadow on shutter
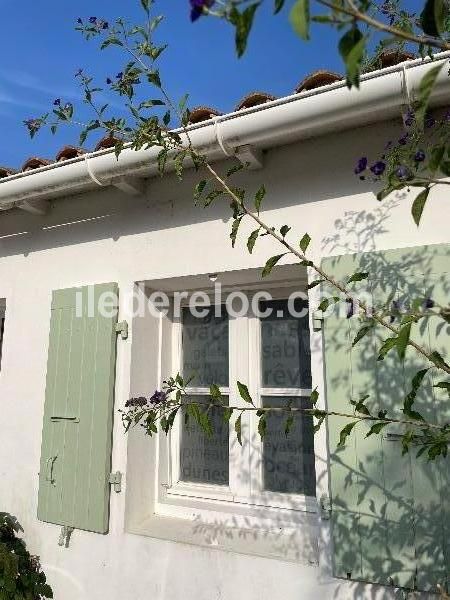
[322,244,449,593]
[38,283,119,534]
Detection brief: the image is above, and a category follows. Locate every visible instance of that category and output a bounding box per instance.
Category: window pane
[262,396,316,496]
[260,299,311,388]
[182,305,229,387]
[180,396,229,486]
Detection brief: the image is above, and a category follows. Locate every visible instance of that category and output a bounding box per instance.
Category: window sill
[126,510,319,565]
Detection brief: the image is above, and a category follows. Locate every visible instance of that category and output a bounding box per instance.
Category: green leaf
[299,232,311,253]
[338,421,358,447]
[147,70,162,88]
[139,99,165,109]
[262,253,288,277]
[230,217,242,248]
[378,336,398,361]
[430,350,450,370]
[235,414,243,446]
[352,395,371,416]
[230,4,259,58]
[140,0,151,12]
[310,388,319,405]
[307,279,325,289]
[318,296,339,312]
[366,422,388,437]
[223,407,233,422]
[237,381,254,405]
[396,323,412,360]
[347,272,368,284]
[404,369,428,419]
[420,0,447,36]
[209,384,222,401]
[247,228,260,254]
[352,323,373,347]
[289,0,310,40]
[284,413,294,436]
[254,184,266,213]
[258,415,267,439]
[411,188,430,226]
[193,179,207,204]
[280,224,291,238]
[227,163,244,177]
[429,145,445,172]
[416,63,444,124]
[274,0,285,14]
[339,28,365,87]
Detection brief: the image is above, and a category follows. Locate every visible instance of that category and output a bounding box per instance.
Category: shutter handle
[46,456,57,484]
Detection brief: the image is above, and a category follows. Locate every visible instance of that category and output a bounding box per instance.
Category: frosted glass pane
[262,396,316,496]
[182,306,229,386]
[180,395,229,485]
[260,299,311,388]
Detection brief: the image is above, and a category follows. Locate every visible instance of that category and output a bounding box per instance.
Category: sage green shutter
[38,283,119,534]
[322,243,449,592]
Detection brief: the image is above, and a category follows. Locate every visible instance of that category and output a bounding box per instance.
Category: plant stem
[317,0,450,51]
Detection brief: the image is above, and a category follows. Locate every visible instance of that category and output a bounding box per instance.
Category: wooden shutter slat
[38,283,118,534]
[323,243,449,592]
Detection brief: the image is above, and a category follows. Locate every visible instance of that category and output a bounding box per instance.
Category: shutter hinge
[115,321,128,340]
[109,471,122,493]
[319,494,332,520]
[312,311,324,332]
[58,525,74,548]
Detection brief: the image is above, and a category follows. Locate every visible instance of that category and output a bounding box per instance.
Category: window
[180,306,229,486]
[259,299,316,497]
[163,290,316,515]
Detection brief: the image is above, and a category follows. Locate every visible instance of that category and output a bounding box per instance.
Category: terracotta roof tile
[295,70,343,93]
[188,106,222,124]
[21,157,53,172]
[235,91,276,111]
[94,134,121,152]
[368,49,415,71]
[55,145,86,162]
[0,166,18,179]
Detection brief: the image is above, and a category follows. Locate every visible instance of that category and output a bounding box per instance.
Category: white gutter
[0,53,449,210]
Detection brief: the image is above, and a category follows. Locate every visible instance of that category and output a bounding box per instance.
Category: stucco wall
[0,118,448,600]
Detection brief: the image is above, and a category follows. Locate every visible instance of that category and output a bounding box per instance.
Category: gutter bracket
[19,199,50,216]
[235,144,263,170]
[112,176,145,196]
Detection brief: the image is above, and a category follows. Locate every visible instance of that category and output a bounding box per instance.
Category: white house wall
[0,118,448,600]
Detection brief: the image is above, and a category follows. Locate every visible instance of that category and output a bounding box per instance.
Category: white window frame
[158,286,318,519]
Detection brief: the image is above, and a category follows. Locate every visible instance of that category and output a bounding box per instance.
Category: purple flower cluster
[125,397,147,408]
[190,0,214,22]
[395,165,412,181]
[370,161,386,176]
[414,150,426,162]
[77,16,109,30]
[150,391,167,404]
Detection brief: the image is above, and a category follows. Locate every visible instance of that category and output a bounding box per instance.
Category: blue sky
[0,0,343,168]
